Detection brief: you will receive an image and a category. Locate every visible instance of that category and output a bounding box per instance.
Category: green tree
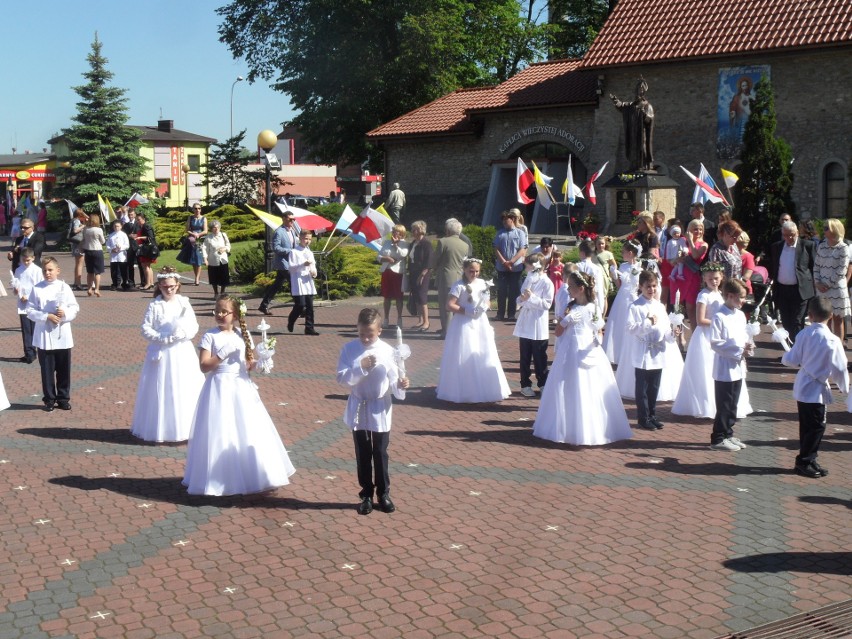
[203,130,267,205]
[217,0,555,166]
[733,77,795,251]
[548,0,614,58]
[54,34,153,212]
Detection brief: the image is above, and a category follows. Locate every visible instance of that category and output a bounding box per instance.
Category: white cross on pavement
[138,503,152,509]
[341,564,356,570]
[34,519,51,525]
[61,559,76,566]
[450,544,464,550]
[173,540,190,547]
[282,522,295,527]
[223,587,237,594]
[545,525,559,531]
[13,486,27,491]
[90,611,111,620]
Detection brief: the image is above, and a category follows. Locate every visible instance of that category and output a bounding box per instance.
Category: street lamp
[182,162,190,209]
[257,129,278,274]
[230,76,244,138]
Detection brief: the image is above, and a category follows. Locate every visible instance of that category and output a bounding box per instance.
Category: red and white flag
[680,165,728,205]
[348,205,394,243]
[125,192,149,208]
[583,161,609,206]
[517,158,534,205]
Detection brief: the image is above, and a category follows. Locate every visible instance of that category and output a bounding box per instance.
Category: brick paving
[0,252,849,639]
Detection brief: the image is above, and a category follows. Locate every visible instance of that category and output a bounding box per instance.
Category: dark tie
[22,236,28,247]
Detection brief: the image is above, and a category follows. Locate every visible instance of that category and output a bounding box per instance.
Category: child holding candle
[603,239,642,364]
[513,253,554,397]
[288,229,319,335]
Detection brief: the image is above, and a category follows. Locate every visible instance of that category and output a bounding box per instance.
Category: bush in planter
[462,224,497,281]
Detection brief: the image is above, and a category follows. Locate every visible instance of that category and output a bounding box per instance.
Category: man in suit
[122,209,141,289]
[259,210,302,315]
[689,202,716,248]
[431,218,470,337]
[7,219,45,271]
[769,220,815,342]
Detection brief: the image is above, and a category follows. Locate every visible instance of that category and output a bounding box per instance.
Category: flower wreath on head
[700,261,726,273]
[156,266,180,281]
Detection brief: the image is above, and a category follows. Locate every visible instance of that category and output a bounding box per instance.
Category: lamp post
[182,162,190,209]
[230,76,244,139]
[257,129,278,274]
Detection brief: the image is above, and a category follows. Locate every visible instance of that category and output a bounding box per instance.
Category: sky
[1,0,296,155]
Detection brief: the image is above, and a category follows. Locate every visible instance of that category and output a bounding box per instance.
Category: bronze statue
[610,77,655,172]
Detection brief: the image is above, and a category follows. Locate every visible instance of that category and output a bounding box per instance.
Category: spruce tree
[734,77,795,252]
[55,34,153,212]
[202,131,267,205]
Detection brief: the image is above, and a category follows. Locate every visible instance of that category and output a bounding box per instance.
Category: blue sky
[1,1,296,154]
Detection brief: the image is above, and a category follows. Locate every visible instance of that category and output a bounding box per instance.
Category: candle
[674,290,681,309]
[396,325,403,347]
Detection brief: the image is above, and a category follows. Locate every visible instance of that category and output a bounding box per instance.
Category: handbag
[138,242,160,259]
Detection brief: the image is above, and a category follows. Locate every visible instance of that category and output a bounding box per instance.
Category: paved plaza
[0,252,849,639]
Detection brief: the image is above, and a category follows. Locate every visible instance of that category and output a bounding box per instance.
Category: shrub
[232,241,267,284]
[463,224,497,280]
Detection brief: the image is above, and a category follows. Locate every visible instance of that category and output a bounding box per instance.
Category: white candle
[674,290,681,309]
[396,325,403,347]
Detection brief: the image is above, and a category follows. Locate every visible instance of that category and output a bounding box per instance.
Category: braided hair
[218,294,254,365]
[567,270,594,305]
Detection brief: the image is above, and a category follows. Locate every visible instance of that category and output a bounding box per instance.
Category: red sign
[0,169,56,181]
[170,147,186,185]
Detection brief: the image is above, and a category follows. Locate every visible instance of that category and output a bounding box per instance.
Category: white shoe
[729,437,747,449]
[520,387,536,398]
[711,438,741,451]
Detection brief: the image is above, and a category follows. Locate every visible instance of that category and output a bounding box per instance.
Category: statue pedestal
[601,172,679,235]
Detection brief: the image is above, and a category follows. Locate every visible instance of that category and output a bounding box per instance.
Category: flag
[97,194,109,221]
[374,203,393,220]
[348,205,394,243]
[583,161,609,206]
[273,201,335,233]
[516,158,534,205]
[65,200,79,220]
[562,155,584,205]
[125,192,149,208]
[531,161,554,210]
[16,194,28,214]
[333,205,382,251]
[720,168,739,188]
[681,165,729,206]
[104,197,116,223]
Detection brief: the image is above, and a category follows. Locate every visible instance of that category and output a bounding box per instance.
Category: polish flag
[681,165,729,206]
[348,205,394,243]
[125,192,149,208]
[517,158,535,205]
[583,161,609,206]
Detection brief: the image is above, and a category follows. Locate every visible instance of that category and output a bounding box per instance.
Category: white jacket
[26,280,79,350]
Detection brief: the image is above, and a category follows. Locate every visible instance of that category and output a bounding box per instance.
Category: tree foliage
[548,0,614,58]
[217,0,562,166]
[202,130,266,205]
[54,35,154,212]
[734,78,795,251]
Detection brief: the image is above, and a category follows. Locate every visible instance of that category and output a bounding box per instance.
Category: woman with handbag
[135,212,158,290]
[68,209,87,290]
[376,224,409,328]
[81,213,106,297]
[202,220,231,298]
[185,204,208,285]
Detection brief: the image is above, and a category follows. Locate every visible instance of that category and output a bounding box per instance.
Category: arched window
[823,162,847,218]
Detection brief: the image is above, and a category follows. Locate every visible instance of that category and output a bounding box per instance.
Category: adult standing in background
[36,201,48,232]
[81,213,106,297]
[813,218,851,340]
[123,209,141,289]
[377,224,409,328]
[689,202,716,248]
[493,209,527,321]
[431,218,469,338]
[202,220,231,298]
[258,209,301,315]
[385,183,406,222]
[8,218,45,272]
[185,204,208,286]
[407,220,433,332]
[135,212,158,291]
[769,220,816,342]
[68,208,87,291]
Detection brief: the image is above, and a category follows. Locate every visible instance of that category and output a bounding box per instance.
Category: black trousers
[260,269,291,308]
[19,315,36,361]
[110,262,128,288]
[634,368,662,426]
[125,252,137,287]
[796,401,826,466]
[519,337,549,389]
[353,430,390,500]
[495,270,522,319]
[288,294,315,332]
[38,348,71,404]
[712,379,742,444]
[774,283,809,342]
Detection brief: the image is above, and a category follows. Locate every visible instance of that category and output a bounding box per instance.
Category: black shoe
[636,422,656,431]
[650,417,664,430]
[358,497,373,515]
[287,323,294,333]
[18,356,29,363]
[811,461,829,477]
[259,305,272,316]
[506,315,515,321]
[43,402,55,412]
[305,329,320,336]
[794,463,821,478]
[57,402,71,411]
[495,315,505,321]
[378,495,395,513]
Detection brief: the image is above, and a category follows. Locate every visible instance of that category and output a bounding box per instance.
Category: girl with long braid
[533,271,631,446]
[183,295,295,496]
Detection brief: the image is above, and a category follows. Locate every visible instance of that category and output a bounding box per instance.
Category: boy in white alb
[576,239,608,315]
[782,296,849,477]
[13,248,43,363]
[287,230,319,335]
[337,308,409,515]
[513,253,554,397]
[26,257,80,411]
[106,219,130,290]
[709,279,754,451]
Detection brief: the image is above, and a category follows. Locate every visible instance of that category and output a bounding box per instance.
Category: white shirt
[710,304,748,381]
[377,239,410,274]
[288,245,317,296]
[782,322,849,403]
[626,296,673,369]
[106,230,129,263]
[336,338,404,432]
[777,240,798,285]
[203,232,231,267]
[26,279,79,349]
[513,270,554,341]
[13,262,44,315]
[577,258,607,311]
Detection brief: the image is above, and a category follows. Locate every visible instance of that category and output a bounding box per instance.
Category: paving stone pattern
[0,253,849,638]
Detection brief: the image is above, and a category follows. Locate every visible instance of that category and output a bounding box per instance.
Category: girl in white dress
[672,262,753,418]
[603,239,642,363]
[131,267,204,442]
[437,258,511,403]
[0,373,9,411]
[183,296,296,496]
[533,271,632,446]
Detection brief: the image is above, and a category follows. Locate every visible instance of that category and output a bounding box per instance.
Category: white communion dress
[602,262,641,364]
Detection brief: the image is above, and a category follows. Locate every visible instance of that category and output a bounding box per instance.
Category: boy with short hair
[13,247,43,363]
[709,279,754,451]
[782,296,849,478]
[513,253,553,397]
[26,257,79,411]
[287,229,319,335]
[336,308,409,515]
[106,219,129,290]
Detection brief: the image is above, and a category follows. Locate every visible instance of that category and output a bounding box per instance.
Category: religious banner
[716,65,771,159]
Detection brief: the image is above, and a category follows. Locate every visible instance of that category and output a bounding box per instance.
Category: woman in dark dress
[135,212,158,290]
[407,220,434,331]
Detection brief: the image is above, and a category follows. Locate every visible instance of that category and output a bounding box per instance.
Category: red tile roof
[582,0,852,69]
[367,59,598,140]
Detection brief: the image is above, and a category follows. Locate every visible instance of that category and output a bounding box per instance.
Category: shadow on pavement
[798,495,852,509]
[625,459,791,475]
[723,552,852,576]
[20,427,153,445]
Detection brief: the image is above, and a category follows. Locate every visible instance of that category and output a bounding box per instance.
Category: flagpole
[327,234,351,253]
[321,227,338,252]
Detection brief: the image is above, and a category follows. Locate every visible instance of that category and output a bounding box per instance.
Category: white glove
[471,307,484,319]
[171,327,186,342]
[215,342,239,361]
